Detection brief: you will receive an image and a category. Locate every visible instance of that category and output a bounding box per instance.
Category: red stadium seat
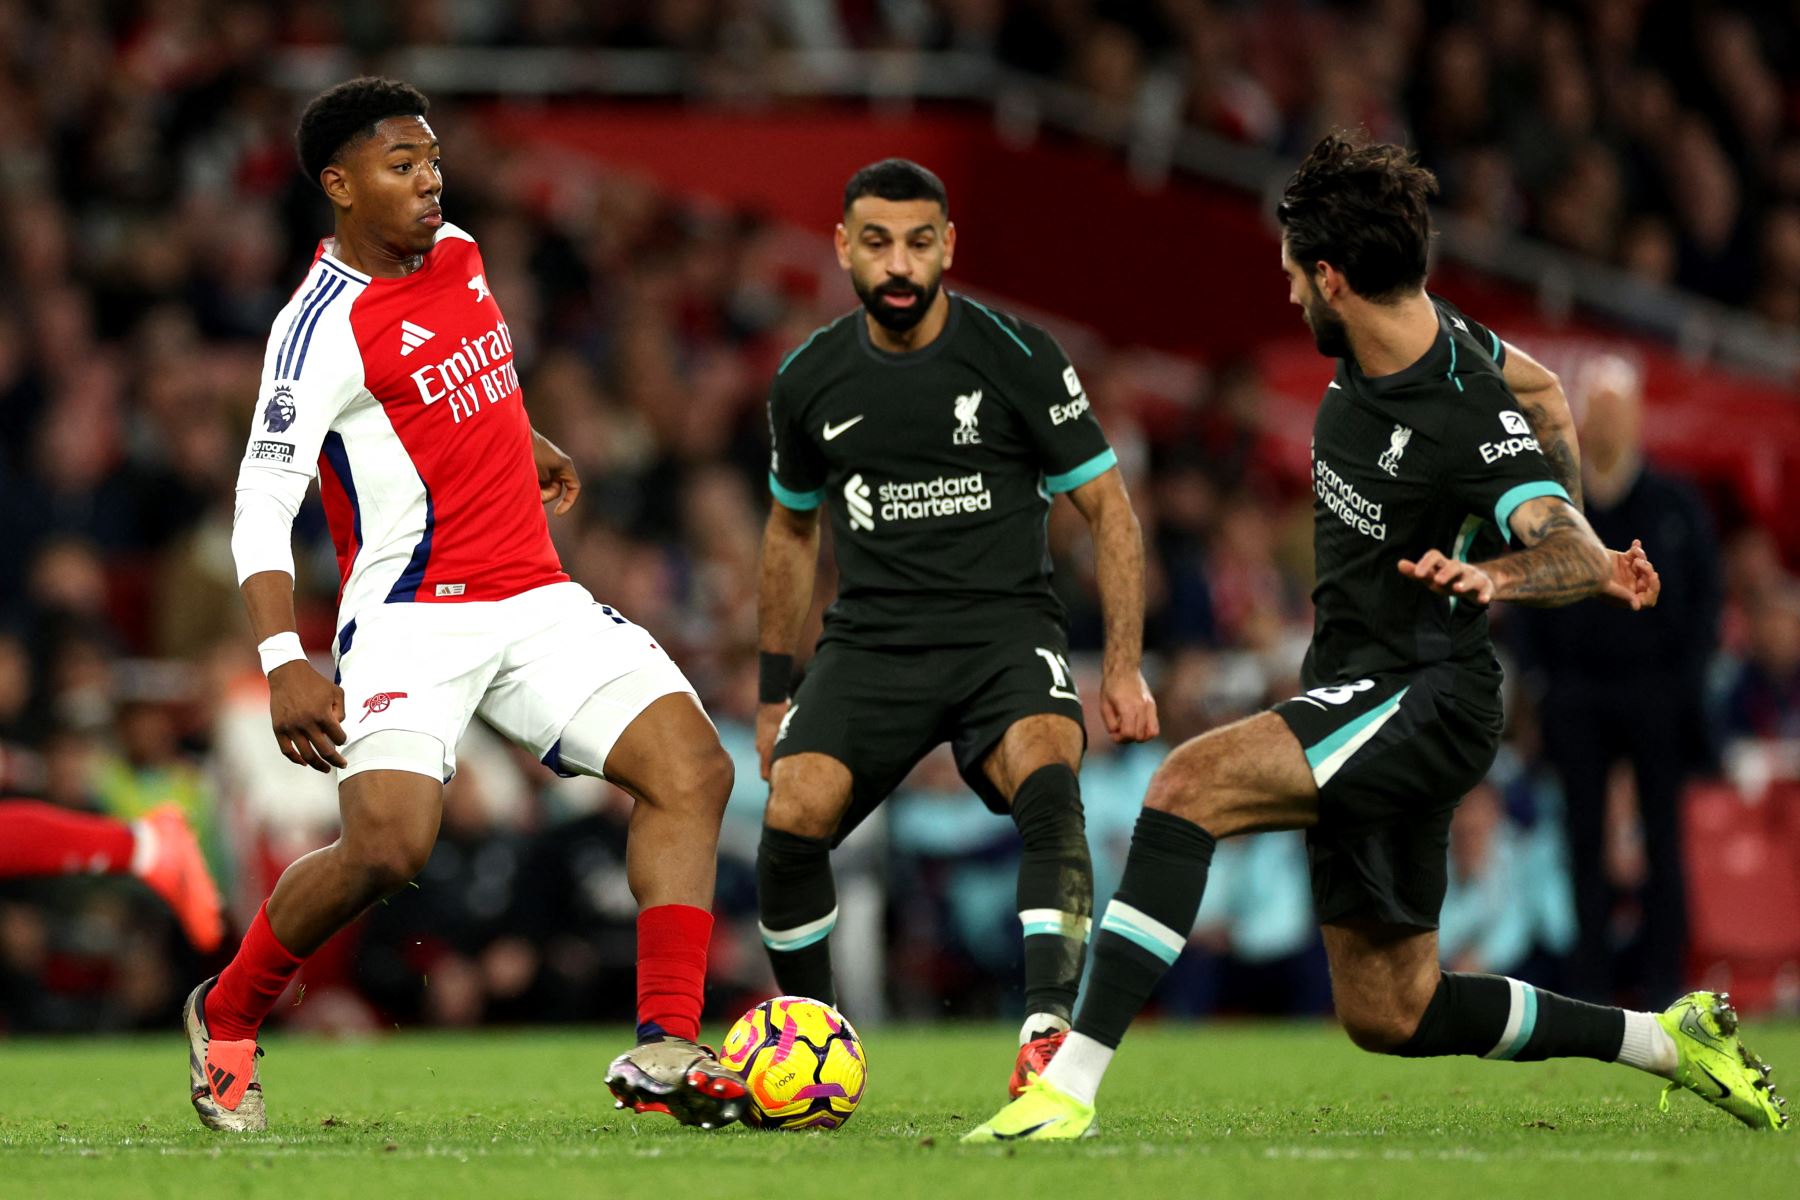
[1682,782,1800,1012]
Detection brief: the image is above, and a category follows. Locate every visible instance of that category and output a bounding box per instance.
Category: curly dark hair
[843,158,948,216]
[295,77,431,191]
[1276,132,1438,302]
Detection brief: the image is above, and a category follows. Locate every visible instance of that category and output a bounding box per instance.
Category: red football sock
[205,902,304,1042]
[0,800,135,877]
[636,903,712,1043]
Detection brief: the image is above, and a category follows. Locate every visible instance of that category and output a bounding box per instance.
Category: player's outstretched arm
[1499,342,1582,510]
[756,500,822,779]
[1399,496,1622,608]
[1066,468,1159,743]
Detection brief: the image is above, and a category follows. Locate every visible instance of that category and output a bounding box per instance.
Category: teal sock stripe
[760,911,837,952]
[1098,911,1182,966]
[1491,985,1539,1060]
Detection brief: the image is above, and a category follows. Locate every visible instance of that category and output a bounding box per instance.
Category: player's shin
[755,826,839,1007]
[1045,808,1217,1105]
[1393,973,1669,1070]
[1011,763,1092,1040]
[205,902,305,1042]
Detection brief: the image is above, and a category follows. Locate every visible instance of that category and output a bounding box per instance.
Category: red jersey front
[234,224,566,646]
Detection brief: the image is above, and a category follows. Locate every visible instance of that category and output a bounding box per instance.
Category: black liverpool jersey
[768,294,1116,646]
[1302,297,1570,689]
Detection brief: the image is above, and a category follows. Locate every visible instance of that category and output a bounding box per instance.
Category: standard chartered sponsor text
[877,472,993,521]
[1314,457,1387,541]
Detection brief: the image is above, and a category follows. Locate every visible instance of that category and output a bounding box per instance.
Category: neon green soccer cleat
[961,1079,1096,1144]
[1656,991,1788,1131]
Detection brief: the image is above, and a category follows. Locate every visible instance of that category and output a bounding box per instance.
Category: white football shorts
[332,581,694,782]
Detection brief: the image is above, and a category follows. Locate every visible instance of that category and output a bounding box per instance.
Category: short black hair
[843,158,948,217]
[295,77,431,191]
[1276,132,1438,302]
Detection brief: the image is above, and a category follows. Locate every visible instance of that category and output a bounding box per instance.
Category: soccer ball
[719,995,867,1130]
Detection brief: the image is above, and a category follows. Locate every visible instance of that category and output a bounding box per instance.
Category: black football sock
[755,826,838,1008]
[1071,808,1216,1049]
[1010,764,1093,1030]
[1393,973,1625,1061]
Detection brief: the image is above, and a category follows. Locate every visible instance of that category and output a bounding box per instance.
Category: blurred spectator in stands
[0,633,42,795]
[94,698,227,890]
[1514,355,1721,1005]
[1722,586,1800,741]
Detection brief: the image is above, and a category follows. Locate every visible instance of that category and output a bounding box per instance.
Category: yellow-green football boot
[961,1078,1096,1144]
[1656,991,1788,1131]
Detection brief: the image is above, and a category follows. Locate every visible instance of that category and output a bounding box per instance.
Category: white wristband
[257,632,306,676]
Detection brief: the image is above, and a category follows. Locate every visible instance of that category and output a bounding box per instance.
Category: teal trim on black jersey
[1488,329,1503,361]
[1044,448,1117,494]
[779,320,839,374]
[1494,480,1569,542]
[1446,336,1466,392]
[769,472,825,510]
[961,296,1033,357]
[1447,514,1484,613]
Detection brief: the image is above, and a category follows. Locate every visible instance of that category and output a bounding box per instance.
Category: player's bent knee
[1143,746,1233,831]
[677,744,734,816]
[339,832,434,897]
[766,755,851,841]
[765,793,838,841]
[765,785,843,842]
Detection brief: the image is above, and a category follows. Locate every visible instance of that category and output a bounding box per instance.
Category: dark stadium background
[2,0,1798,1038]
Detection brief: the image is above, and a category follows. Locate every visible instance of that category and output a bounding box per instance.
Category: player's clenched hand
[268,661,347,773]
[1599,539,1661,610]
[756,701,789,782]
[1101,668,1159,744]
[531,429,581,516]
[1396,550,1496,606]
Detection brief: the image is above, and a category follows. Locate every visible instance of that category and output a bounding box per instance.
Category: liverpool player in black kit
[969,133,1788,1141]
[756,160,1158,1095]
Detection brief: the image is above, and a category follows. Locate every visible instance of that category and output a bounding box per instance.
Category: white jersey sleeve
[231,264,368,584]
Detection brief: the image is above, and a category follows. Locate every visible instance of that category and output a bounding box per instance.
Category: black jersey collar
[855,292,963,366]
[1341,307,1456,395]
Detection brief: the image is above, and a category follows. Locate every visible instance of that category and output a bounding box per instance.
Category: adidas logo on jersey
[399,321,437,356]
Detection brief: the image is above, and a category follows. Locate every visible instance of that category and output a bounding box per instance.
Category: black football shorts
[770,622,1087,845]
[1273,661,1503,930]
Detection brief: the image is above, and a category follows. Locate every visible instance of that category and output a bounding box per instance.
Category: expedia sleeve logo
[263,386,297,433]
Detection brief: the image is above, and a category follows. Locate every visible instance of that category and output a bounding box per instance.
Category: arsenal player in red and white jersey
[187,78,745,1132]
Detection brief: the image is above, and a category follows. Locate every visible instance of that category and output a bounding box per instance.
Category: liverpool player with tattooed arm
[756,160,1158,1095]
[970,133,1788,1142]
[186,78,746,1132]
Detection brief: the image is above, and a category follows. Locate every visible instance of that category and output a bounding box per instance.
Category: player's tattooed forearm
[1490,519,1609,606]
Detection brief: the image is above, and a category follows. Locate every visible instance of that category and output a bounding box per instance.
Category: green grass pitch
[3,1021,1796,1199]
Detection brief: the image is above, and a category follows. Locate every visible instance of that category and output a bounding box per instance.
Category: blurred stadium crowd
[2,1,1799,1035]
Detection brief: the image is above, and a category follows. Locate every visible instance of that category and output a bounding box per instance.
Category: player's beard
[855,274,940,332]
[1302,286,1352,359]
